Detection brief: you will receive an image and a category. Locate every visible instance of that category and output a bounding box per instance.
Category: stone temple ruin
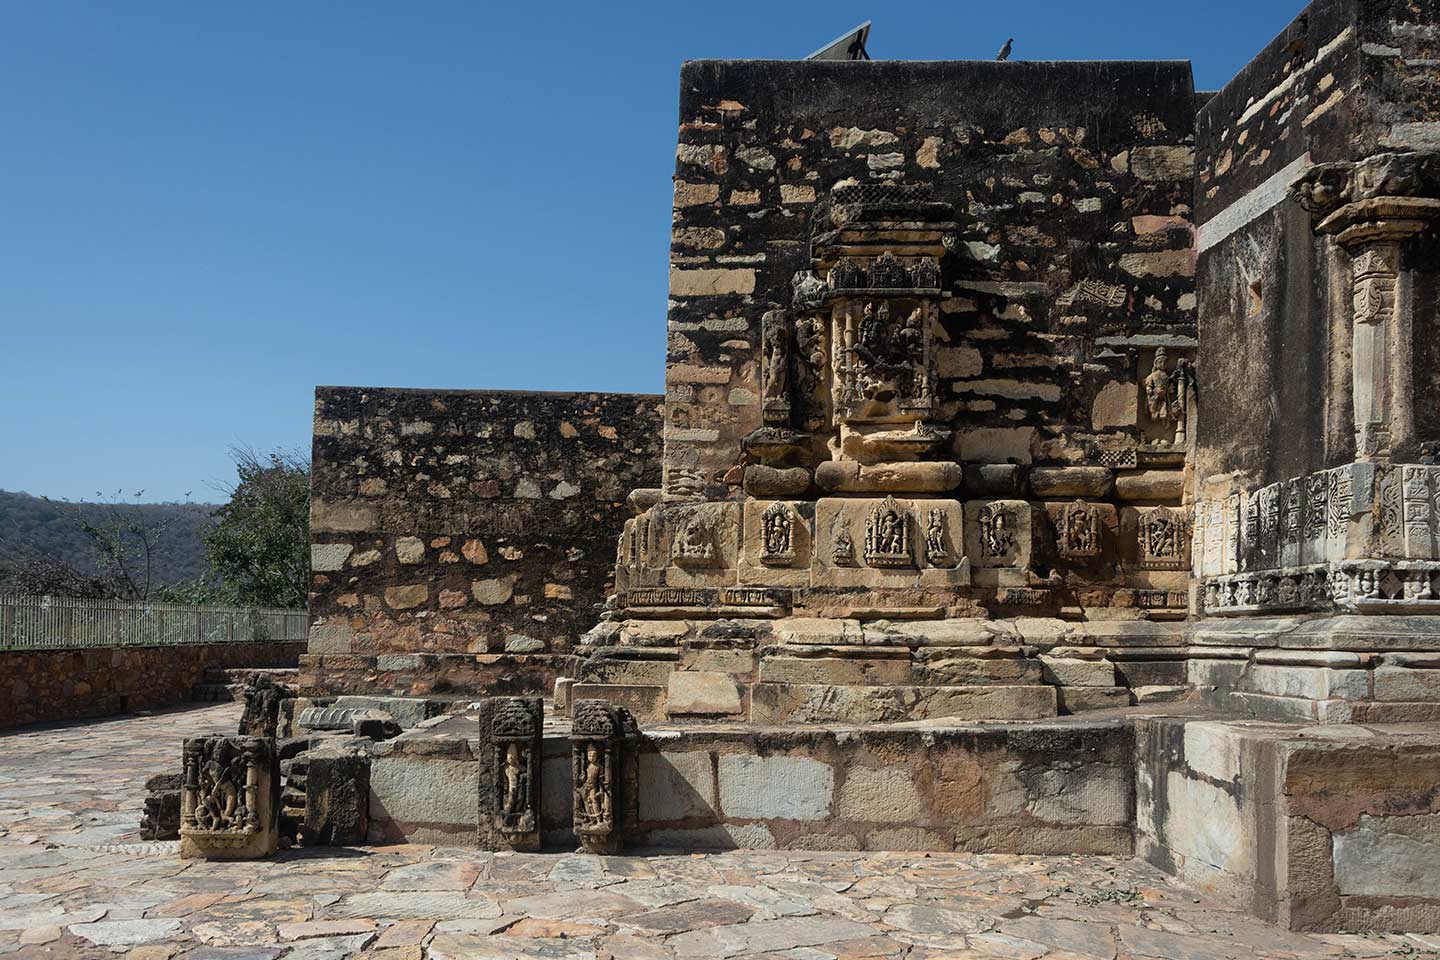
[171,0,1440,939]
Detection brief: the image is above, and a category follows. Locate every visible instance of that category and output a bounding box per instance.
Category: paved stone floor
[1,705,1435,959]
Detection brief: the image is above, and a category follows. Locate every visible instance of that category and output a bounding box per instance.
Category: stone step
[190,683,244,703]
[202,666,299,685]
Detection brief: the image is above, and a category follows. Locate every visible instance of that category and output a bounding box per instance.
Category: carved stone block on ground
[180,736,280,859]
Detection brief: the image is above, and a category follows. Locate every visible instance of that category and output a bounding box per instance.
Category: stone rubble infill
[0,704,1433,959]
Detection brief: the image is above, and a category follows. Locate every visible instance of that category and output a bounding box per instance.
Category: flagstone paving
[0,705,1434,958]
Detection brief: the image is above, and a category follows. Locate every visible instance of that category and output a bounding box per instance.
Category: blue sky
[1,1,1302,503]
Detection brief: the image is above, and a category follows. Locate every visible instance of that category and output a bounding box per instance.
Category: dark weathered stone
[302,744,371,846]
[239,672,295,738]
[139,773,182,841]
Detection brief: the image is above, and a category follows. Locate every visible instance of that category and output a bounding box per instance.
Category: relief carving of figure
[979,503,1015,560]
[761,502,795,564]
[500,742,531,830]
[864,497,912,567]
[1139,507,1188,569]
[570,700,624,853]
[1143,348,1195,444]
[576,742,610,828]
[793,316,827,428]
[925,508,949,566]
[192,740,250,833]
[761,309,791,419]
[1145,347,1173,423]
[672,513,717,566]
[1060,501,1100,558]
[832,524,857,566]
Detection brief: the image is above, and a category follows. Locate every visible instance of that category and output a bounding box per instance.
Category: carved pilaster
[477,696,542,851]
[569,699,633,854]
[1294,152,1440,462]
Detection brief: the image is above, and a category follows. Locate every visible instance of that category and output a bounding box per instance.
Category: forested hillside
[0,490,217,590]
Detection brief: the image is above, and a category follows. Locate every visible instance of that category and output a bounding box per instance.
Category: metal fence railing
[0,594,307,651]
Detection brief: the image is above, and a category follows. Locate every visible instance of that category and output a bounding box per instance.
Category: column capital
[1291,151,1440,245]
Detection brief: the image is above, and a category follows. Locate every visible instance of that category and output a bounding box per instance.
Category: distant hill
[0,490,219,591]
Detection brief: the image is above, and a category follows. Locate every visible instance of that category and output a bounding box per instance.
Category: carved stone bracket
[180,736,279,860]
[570,699,634,854]
[478,696,542,851]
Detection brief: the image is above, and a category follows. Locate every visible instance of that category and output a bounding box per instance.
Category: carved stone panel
[965,500,1031,569]
[813,498,969,589]
[1137,506,1190,571]
[570,699,634,855]
[1402,465,1440,560]
[828,297,940,428]
[864,496,913,568]
[1056,500,1103,560]
[180,736,279,860]
[661,503,741,588]
[739,501,813,588]
[478,696,542,851]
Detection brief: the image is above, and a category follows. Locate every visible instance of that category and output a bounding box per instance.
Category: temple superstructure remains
[294,0,1440,935]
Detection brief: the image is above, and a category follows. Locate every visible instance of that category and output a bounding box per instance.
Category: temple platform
[348,697,1440,933]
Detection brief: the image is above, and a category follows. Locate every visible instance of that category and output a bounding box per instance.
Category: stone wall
[0,641,303,730]
[305,387,663,696]
[663,59,1197,499]
[1138,715,1440,932]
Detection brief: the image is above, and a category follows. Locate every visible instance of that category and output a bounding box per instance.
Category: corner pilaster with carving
[1293,152,1440,462]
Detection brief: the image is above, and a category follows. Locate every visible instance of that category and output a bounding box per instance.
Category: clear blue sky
[1,1,1302,503]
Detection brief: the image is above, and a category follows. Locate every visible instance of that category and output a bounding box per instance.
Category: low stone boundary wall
[365,716,1135,855]
[0,641,304,729]
[1136,716,1440,933]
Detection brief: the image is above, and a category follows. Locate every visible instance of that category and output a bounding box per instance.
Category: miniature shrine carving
[760,502,796,565]
[864,497,913,567]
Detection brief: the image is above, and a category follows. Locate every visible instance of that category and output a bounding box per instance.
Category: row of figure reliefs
[1193,462,1440,578]
[615,499,1190,591]
[1203,561,1440,615]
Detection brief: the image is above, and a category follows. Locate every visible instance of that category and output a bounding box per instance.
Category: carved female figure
[925,509,948,565]
[980,504,1014,559]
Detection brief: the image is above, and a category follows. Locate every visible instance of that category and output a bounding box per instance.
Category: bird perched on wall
[996,38,1013,61]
